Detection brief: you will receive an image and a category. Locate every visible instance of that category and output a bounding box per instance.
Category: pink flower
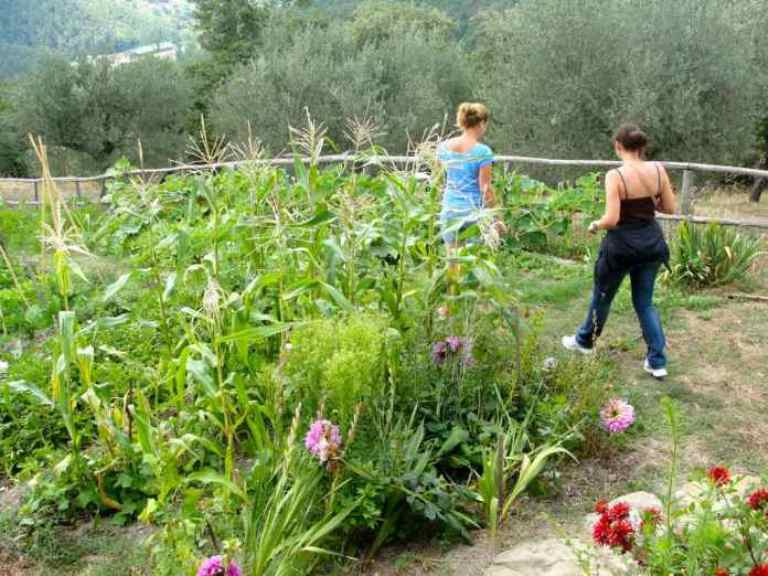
[432,336,474,367]
[196,555,242,576]
[431,340,449,365]
[600,399,635,434]
[305,419,342,464]
[445,336,463,353]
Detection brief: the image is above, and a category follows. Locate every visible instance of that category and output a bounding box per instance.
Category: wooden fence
[2,153,768,230]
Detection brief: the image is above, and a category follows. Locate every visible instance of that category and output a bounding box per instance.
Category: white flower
[543,357,557,371]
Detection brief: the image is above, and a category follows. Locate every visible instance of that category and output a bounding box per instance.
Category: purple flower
[197,555,243,576]
[305,419,342,463]
[445,336,463,353]
[432,341,449,365]
[432,337,474,367]
[600,399,635,434]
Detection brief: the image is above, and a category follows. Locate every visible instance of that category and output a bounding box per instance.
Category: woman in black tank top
[562,125,677,380]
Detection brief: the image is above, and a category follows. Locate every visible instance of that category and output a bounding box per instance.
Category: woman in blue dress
[437,103,504,248]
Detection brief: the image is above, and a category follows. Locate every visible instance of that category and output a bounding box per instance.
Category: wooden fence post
[33,181,39,203]
[680,169,695,216]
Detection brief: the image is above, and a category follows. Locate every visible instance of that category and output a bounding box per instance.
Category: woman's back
[615,161,662,200]
[612,161,664,226]
[438,140,494,211]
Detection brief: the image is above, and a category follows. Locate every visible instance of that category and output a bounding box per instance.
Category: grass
[693,185,768,222]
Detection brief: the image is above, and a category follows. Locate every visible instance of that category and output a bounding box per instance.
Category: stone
[484,538,632,576]
[484,539,581,576]
[675,475,762,510]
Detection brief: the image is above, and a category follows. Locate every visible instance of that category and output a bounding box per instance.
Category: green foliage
[348,0,457,46]
[670,221,764,289]
[0,160,614,573]
[0,86,26,175]
[191,0,271,67]
[283,314,395,422]
[477,0,768,166]
[212,13,472,154]
[12,56,194,173]
[500,172,603,258]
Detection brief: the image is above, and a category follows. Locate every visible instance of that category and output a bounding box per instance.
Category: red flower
[748,565,768,576]
[714,568,729,576]
[607,519,635,552]
[595,499,608,514]
[592,516,611,545]
[592,500,635,554]
[608,501,631,521]
[748,488,768,513]
[708,466,731,487]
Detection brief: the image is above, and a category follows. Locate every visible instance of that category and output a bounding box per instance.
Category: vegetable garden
[0,139,766,575]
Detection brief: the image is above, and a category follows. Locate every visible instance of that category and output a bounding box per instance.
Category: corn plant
[30,136,91,310]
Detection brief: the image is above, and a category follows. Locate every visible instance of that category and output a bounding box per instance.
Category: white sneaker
[644,359,668,379]
[561,335,594,355]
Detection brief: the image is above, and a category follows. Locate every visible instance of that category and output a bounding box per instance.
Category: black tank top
[598,163,670,281]
[614,164,662,226]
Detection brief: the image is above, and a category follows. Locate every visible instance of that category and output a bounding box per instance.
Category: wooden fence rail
[2,153,768,230]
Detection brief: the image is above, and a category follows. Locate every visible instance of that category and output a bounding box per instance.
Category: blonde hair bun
[457,102,490,129]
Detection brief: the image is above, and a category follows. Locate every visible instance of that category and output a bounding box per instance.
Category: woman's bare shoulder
[441,137,462,151]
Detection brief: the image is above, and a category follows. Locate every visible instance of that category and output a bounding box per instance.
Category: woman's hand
[588,221,600,234]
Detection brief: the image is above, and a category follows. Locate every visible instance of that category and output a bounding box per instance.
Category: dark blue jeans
[576,260,667,369]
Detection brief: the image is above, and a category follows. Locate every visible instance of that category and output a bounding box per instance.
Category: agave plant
[671,221,764,288]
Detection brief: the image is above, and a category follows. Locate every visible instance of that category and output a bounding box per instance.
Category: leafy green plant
[670,221,764,288]
[282,314,396,423]
[500,172,603,258]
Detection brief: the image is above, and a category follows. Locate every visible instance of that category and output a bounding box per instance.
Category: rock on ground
[484,538,632,576]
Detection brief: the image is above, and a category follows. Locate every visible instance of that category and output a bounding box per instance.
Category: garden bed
[0,161,765,575]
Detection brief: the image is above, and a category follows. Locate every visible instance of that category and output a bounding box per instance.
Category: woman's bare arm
[590,170,621,232]
[656,164,677,214]
[479,164,497,207]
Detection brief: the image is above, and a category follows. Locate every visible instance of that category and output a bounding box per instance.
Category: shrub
[282,313,397,422]
[11,56,193,173]
[670,221,764,288]
[500,172,603,258]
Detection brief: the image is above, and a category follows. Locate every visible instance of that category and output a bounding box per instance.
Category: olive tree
[212,5,473,154]
[12,56,194,173]
[475,0,767,165]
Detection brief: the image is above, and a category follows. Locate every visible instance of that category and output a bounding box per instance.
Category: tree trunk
[750,155,768,203]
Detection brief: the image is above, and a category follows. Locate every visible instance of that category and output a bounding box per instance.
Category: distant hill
[314,0,511,27]
[0,0,509,78]
[0,0,194,77]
